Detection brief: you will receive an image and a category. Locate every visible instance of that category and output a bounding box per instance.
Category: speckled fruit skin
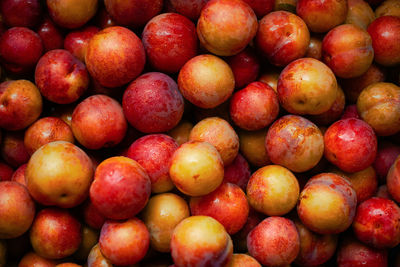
[178,54,235,109]
[99,218,149,266]
[0,181,35,239]
[26,141,93,208]
[122,72,184,133]
[341,64,386,104]
[230,82,279,131]
[189,117,239,166]
[24,117,74,156]
[64,26,99,62]
[353,197,400,248]
[337,236,388,267]
[294,219,338,267]
[223,153,251,191]
[357,82,400,136]
[89,156,151,220]
[142,193,190,253]
[0,80,42,131]
[0,27,43,73]
[227,253,261,267]
[197,0,258,56]
[297,173,357,234]
[226,47,260,90]
[171,216,233,267]
[30,208,82,260]
[324,118,377,173]
[277,58,338,115]
[322,24,374,78]
[387,155,400,203]
[190,182,249,235]
[18,252,57,267]
[332,166,378,203]
[297,0,348,33]
[142,13,198,73]
[247,217,300,267]
[345,0,375,30]
[126,134,178,193]
[85,26,145,88]
[35,49,89,104]
[71,95,127,150]
[247,165,299,216]
[0,131,30,167]
[46,0,98,29]
[265,115,324,173]
[255,11,310,67]
[87,243,113,267]
[367,16,400,66]
[104,0,162,28]
[169,141,224,197]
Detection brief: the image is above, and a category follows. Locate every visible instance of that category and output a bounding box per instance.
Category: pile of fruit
[1,0,400,266]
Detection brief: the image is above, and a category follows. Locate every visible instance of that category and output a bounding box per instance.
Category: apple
[104,0,163,28]
[142,13,198,74]
[89,156,151,220]
[85,26,145,88]
[169,141,224,196]
[142,193,190,253]
[189,117,239,165]
[226,47,260,89]
[297,0,348,33]
[277,58,338,115]
[352,197,400,248]
[64,26,99,63]
[178,54,235,109]
[197,0,258,56]
[324,118,378,173]
[36,17,64,52]
[18,252,57,267]
[26,141,93,208]
[122,72,184,133]
[24,117,74,155]
[357,82,400,136]
[30,208,82,260]
[255,11,310,66]
[266,115,324,172]
[367,15,400,66]
[247,217,300,266]
[247,165,299,216]
[0,27,43,73]
[322,24,374,78]
[99,218,149,266]
[297,173,357,234]
[171,215,233,267]
[46,0,98,29]
[0,131,29,167]
[71,94,127,149]
[0,181,35,239]
[0,0,42,28]
[230,81,279,131]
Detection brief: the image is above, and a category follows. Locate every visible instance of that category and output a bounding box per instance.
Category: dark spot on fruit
[193,174,200,179]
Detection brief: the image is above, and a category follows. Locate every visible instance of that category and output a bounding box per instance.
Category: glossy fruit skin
[255,11,310,67]
[324,118,378,173]
[352,197,400,249]
[0,0,42,28]
[387,155,400,203]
